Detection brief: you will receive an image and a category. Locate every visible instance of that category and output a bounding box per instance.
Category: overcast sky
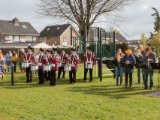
[0,0,159,40]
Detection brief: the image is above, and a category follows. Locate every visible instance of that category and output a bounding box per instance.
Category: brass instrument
[134,47,143,57]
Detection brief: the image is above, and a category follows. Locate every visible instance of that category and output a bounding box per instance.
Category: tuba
[134,47,142,57]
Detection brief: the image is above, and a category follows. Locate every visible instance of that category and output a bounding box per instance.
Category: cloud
[0,0,159,40]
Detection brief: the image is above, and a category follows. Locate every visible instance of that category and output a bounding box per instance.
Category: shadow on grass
[67,84,159,99]
[0,77,87,89]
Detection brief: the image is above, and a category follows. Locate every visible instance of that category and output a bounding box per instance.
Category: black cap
[39,48,44,52]
[87,46,91,50]
[71,48,76,51]
[46,49,51,52]
[61,48,65,51]
[52,47,57,51]
[28,46,32,50]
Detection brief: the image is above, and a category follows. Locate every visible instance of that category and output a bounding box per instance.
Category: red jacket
[51,53,59,71]
[46,54,52,64]
[84,52,95,66]
[69,53,79,70]
[26,52,35,63]
[60,53,68,65]
[38,54,48,69]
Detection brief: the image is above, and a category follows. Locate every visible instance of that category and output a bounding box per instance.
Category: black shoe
[26,81,29,83]
[90,80,92,82]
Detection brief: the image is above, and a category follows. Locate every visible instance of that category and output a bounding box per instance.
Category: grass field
[0,64,160,120]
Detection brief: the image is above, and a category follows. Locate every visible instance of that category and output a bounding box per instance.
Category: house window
[25,36,32,42]
[62,37,67,46]
[22,25,27,29]
[9,35,13,41]
[14,36,19,42]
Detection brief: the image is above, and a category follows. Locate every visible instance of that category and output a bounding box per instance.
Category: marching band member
[58,49,68,80]
[26,46,35,83]
[115,49,123,85]
[122,49,136,88]
[37,48,48,84]
[69,48,79,84]
[50,48,59,86]
[44,49,52,81]
[84,46,95,82]
[141,47,156,90]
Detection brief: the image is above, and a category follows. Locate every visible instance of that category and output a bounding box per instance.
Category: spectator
[5,50,12,73]
[11,50,18,73]
[19,49,26,73]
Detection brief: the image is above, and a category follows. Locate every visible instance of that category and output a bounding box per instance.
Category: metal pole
[11,64,14,85]
[84,26,86,80]
[70,27,73,46]
[100,30,102,82]
[113,31,116,78]
[113,31,116,57]
[97,27,100,78]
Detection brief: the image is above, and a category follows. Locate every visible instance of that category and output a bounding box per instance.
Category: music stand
[104,60,117,86]
[120,63,134,88]
[150,63,160,87]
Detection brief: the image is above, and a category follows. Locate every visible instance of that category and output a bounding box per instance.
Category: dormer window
[57,27,60,30]
[47,28,50,30]
[22,25,27,29]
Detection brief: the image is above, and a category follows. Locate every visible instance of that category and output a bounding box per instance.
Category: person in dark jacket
[141,47,156,90]
[134,45,145,84]
[122,49,136,88]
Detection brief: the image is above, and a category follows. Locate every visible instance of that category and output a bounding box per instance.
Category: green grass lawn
[0,65,160,120]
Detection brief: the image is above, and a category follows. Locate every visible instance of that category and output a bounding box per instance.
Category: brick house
[0,18,39,43]
[39,24,79,46]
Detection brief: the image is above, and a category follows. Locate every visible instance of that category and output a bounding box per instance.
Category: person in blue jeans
[115,49,124,85]
[5,50,12,73]
[134,45,145,84]
[141,47,156,90]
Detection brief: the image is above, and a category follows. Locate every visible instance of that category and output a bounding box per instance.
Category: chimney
[13,18,19,26]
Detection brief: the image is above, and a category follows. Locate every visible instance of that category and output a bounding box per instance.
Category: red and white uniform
[51,53,59,71]
[46,54,52,64]
[60,53,68,66]
[69,53,79,70]
[38,54,48,69]
[84,52,95,66]
[26,52,35,63]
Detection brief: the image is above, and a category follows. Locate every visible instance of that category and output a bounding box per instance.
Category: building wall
[60,27,79,46]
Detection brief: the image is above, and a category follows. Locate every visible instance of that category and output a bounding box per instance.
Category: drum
[31,65,38,71]
[50,64,55,67]
[86,61,92,69]
[64,64,71,71]
[58,62,62,67]
[43,65,51,71]
[21,62,30,68]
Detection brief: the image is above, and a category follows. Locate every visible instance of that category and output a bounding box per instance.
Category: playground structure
[70,27,116,81]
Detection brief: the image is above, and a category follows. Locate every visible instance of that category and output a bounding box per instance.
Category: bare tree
[36,0,138,36]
